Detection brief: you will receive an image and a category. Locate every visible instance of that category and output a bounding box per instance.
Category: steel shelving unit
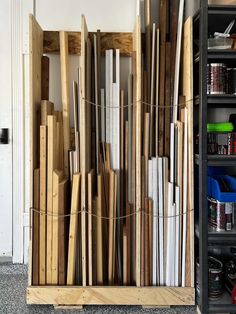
[194,2,236,313]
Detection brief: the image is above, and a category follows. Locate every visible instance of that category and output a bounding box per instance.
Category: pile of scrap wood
[32,0,194,288]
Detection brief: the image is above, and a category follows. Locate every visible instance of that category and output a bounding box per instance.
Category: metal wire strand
[30,206,194,220]
[82,97,194,109]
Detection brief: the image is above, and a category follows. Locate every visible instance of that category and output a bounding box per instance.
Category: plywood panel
[27,287,195,306]
[44,31,133,56]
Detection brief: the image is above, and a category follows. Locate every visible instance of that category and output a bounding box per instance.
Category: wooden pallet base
[27,286,195,306]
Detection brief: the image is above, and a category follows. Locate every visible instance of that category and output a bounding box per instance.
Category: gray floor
[0,264,196,314]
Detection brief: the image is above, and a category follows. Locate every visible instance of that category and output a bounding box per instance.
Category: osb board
[44,31,133,56]
[27,287,195,306]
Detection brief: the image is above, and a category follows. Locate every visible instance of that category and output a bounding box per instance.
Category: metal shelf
[195,154,236,166]
[208,4,236,15]
[195,224,236,245]
[208,49,236,60]
[194,50,236,63]
[209,290,236,313]
[194,94,236,107]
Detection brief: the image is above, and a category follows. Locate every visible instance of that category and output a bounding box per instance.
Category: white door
[0,0,13,259]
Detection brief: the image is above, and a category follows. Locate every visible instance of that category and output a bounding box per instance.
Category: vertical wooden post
[60,31,70,176]
[80,14,89,287]
[134,16,142,288]
[46,115,57,284]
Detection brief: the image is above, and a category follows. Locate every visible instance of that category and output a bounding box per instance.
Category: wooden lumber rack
[27,12,195,308]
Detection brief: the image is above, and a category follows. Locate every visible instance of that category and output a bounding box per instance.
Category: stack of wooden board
[27,0,195,307]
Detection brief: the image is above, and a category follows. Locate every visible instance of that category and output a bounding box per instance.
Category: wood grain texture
[44,31,133,56]
[67,173,81,285]
[46,115,57,284]
[41,56,49,101]
[88,170,94,286]
[60,31,71,176]
[80,15,89,287]
[39,126,47,285]
[58,178,69,285]
[41,100,54,126]
[52,170,63,285]
[134,15,142,288]
[97,175,103,285]
[33,169,40,285]
[27,287,195,306]
[182,17,194,288]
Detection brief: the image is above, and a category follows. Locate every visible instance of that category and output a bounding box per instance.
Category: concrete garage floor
[0,264,196,314]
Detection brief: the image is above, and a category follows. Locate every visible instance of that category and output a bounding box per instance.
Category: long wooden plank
[67,173,81,285]
[144,198,150,286]
[134,15,142,288]
[27,287,195,306]
[88,170,94,286]
[52,170,63,285]
[33,168,40,285]
[173,0,185,123]
[145,0,151,104]
[97,175,103,285]
[164,42,171,157]
[46,115,57,284]
[41,100,54,126]
[60,31,71,176]
[39,126,47,285]
[182,17,194,288]
[41,56,49,101]
[155,29,160,156]
[108,171,115,285]
[80,15,89,287]
[58,178,69,285]
[43,31,133,56]
[150,23,156,157]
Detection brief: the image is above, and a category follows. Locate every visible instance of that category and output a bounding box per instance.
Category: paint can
[208,197,233,231]
[208,257,224,300]
[196,257,224,300]
[208,63,226,95]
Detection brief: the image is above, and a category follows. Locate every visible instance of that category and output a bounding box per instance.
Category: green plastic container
[207,122,234,133]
